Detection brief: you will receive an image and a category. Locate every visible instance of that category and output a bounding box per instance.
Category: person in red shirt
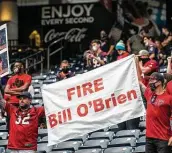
[0,91,45,152]
[139,72,172,153]
[115,40,129,60]
[138,50,158,87]
[4,61,32,106]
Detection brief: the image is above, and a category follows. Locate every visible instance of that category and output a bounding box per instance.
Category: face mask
[92,46,98,51]
[149,81,158,91]
[145,41,149,46]
[19,103,29,109]
[140,58,149,65]
[13,67,21,74]
[62,67,69,73]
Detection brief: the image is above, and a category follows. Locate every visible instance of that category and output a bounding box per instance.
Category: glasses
[150,94,157,104]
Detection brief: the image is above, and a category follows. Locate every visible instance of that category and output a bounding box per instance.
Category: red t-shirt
[144,88,172,140]
[4,74,32,104]
[166,81,172,95]
[117,52,129,60]
[142,59,158,87]
[5,103,45,150]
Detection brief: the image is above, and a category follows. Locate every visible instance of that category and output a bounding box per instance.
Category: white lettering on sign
[44,28,87,43]
[42,4,94,19]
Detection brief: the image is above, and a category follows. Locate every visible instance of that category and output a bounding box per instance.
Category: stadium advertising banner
[0,24,10,77]
[42,55,145,146]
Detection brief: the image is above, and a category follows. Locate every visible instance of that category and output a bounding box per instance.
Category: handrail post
[25,58,29,74]
[47,47,50,71]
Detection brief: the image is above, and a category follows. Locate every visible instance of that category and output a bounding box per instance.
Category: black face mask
[149,81,158,91]
[19,104,30,110]
[62,67,69,73]
[140,58,150,65]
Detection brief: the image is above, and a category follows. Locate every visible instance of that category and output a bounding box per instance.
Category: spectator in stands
[138,50,158,87]
[0,91,45,153]
[4,60,32,106]
[127,29,146,55]
[143,35,158,61]
[57,60,74,81]
[116,40,129,60]
[161,26,172,56]
[88,39,107,69]
[99,30,115,60]
[138,72,172,153]
[155,38,167,67]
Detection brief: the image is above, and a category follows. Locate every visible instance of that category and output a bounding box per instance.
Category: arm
[4,84,21,95]
[127,39,131,53]
[10,82,31,92]
[167,57,172,74]
[162,36,172,46]
[0,90,6,109]
[93,56,105,65]
[107,45,114,55]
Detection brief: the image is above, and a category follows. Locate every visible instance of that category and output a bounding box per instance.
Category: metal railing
[47,39,64,71]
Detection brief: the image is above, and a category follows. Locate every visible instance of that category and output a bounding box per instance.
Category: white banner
[42,55,145,146]
[0,24,10,77]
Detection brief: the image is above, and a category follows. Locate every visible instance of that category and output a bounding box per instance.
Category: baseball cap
[139,50,149,56]
[17,92,32,99]
[150,72,164,84]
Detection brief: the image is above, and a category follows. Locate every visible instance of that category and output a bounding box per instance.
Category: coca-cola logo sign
[44,28,87,43]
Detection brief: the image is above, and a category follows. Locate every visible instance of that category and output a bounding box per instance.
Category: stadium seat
[0,139,8,147]
[108,125,121,133]
[43,79,56,84]
[33,94,42,99]
[52,141,82,151]
[37,143,48,152]
[0,125,8,132]
[38,129,48,138]
[32,75,47,80]
[137,136,146,146]
[139,130,146,137]
[133,145,145,153]
[116,130,140,139]
[49,151,73,153]
[38,136,48,143]
[89,131,114,140]
[139,121,146,130]
[32,99,43,106]
[81,139,109,149]
[32,84,42,89]
[68,134,88,142]
[0,132,8,140]
[0,118,6,126]
[109,137,136,147]
[104,146,132,153]
[75,148,102,153]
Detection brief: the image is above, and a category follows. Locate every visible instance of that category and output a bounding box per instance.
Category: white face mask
[92,46,98,51]
[145,41,149,46]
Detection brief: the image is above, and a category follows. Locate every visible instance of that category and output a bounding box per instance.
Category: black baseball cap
[17,92,32,99]
[150,72,164,84]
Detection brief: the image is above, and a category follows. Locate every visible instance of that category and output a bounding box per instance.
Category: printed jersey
[144,88,172,140]
[142,59,158,87]
[4,74,32,104]
[5,103,45,150]
[91,52,107,68]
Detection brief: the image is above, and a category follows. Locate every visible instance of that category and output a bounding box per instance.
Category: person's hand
[168,137,172,146]
[167,57,171,63]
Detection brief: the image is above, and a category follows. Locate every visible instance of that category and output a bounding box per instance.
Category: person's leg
[146,138,157,153]
[155,139,171,153]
